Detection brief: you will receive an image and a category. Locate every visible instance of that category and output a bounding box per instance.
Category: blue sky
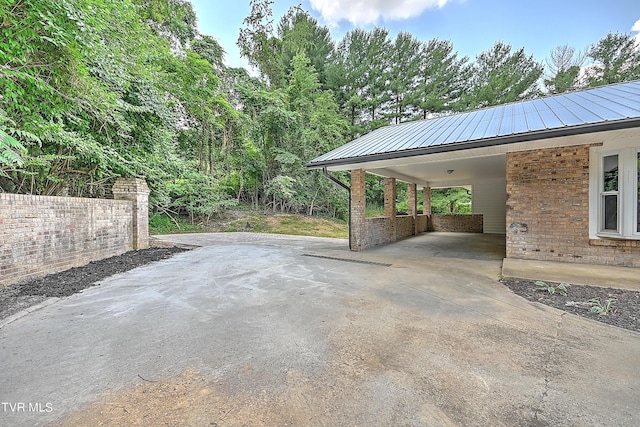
[190,0,640,71]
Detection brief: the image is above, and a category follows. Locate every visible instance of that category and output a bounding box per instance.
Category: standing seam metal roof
[308,80,640,168]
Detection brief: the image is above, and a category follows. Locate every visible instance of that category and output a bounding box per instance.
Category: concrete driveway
[1,232,639,426]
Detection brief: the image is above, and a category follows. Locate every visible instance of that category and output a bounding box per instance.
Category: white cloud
[633,18,640,48]
[309,0,450,26]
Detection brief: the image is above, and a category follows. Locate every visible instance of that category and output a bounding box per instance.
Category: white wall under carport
[472,177,507,234]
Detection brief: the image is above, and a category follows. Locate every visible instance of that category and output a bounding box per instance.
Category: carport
[308,81,640,268]
[319,143,510,251]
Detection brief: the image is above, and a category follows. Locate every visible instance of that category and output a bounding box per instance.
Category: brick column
[384,177,396,242]
[350,169,366,251]
[423,187,431,215]
[113,178,150,250]
[383,178,396,218]
[408,183,417,235]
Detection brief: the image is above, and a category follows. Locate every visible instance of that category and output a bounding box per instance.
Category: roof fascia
[307,118,640,170]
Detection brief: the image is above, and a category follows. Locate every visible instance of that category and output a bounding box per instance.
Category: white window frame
[590,143,640,240]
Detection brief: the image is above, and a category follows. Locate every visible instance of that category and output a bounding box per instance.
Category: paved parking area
[1,233,639,426]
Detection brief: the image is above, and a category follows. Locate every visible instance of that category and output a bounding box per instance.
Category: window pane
[603,155,618,192]
[604,195,618,231]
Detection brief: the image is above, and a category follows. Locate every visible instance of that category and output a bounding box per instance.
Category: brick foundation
[506,144,640,267]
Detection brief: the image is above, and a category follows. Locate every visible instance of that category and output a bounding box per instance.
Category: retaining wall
[0,178,149,286]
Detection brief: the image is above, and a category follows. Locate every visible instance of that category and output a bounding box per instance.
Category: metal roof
[308,80,640,169]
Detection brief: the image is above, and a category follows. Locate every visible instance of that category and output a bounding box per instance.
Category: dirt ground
[502,279,640,333]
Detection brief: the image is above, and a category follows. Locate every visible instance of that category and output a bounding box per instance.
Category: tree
[278,7,334,88]
[191,35,226,72]
[431,188,471,214]
[465,42,543,109]
[544,44,585,94]
[132,0,197,52]
[327,28,370,136]
[361,27,392,131]
[413,38,471,119]
[237,0,283,86]
[387,32,422,124]
[327,28,391,136]
[0,110,27,177]
[585,32,640,87]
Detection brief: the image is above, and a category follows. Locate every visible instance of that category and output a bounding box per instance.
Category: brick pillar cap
[113,178,150,195]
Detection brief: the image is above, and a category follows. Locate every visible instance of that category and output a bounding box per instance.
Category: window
[601,155,618,232]
[636,151,640,233]
[637,152,640,233]
[592,146,640,240]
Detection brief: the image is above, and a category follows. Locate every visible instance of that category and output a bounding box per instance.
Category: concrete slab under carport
[1,232,639,426]
[503,258,640,291]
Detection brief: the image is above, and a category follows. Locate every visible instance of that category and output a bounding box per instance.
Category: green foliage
[4,2,634,230]
[414,39,471,118]
[166,172,238,222]
[589,298,617,316]
[535,281,569,296]
[431,188,471,214]
[237,0,283,86]
[133,0,197,49]
[586,32,640,87]
[544,44,585,94]
[466,42,543,109]
[278,7,333,87]
[149,212,203,234]
[388,32,422,124]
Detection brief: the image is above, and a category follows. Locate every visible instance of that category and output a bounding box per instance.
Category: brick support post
[384,177,397,241]
[113,178,150,250]
[423,187,431,215]
[350,169,366,251]
[408,183,417,235]
[383,178,396,218]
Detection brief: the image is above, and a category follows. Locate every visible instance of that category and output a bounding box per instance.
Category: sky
[189,0,640,71]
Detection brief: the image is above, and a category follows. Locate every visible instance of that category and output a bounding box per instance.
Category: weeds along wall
[0,178,149,287]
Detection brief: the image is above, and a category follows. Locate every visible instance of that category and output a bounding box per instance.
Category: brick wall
[0,178,149,286]
[506,144,640,267]
[430,214,483,233]
[416,214,429,233]
[357,215,430,250]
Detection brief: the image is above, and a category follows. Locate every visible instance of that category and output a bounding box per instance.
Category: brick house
[308,80,640,268]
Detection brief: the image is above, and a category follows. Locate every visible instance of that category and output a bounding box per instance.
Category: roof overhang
[308,117,640,172]
[315,126,640,188]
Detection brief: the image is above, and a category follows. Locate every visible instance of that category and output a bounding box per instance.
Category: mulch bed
[501,279,640,333]
[0,247,189,321]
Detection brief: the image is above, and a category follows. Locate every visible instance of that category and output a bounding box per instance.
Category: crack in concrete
[533,312,565,424]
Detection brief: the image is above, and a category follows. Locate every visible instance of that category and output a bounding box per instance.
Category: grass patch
[228,213,348,239]
[149,213,204,234]
[151,208,348,239]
